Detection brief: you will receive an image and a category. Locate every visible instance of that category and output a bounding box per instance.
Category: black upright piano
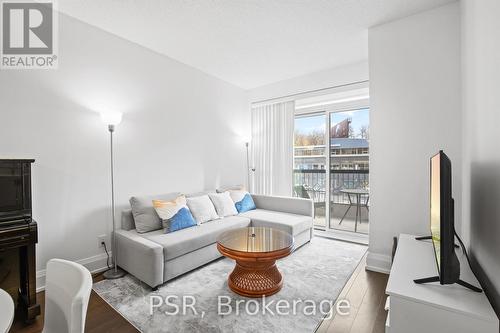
[0,159,40,322]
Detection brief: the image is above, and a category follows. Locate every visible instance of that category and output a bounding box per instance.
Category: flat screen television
[414,151,482,292]
[430,151,459,284]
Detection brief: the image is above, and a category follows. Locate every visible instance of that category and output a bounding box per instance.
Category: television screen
[430,153,441,273]
[416,151,480,292]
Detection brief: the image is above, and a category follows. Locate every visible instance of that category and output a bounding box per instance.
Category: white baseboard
[365,251,392,274]
[36,252,112,292]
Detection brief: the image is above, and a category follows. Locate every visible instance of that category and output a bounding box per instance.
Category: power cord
[102,241,111,269]
[454,229,482,291]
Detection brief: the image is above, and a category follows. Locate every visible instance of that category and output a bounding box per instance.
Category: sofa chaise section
[244,194,314,247]
[240,209,312,247]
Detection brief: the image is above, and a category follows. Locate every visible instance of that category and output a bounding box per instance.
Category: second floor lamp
[101,112,126,280]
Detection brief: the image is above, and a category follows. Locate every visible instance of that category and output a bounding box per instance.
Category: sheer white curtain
[251,101,294,196]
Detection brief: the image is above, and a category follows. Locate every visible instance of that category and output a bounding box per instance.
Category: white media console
[385,234,499,333]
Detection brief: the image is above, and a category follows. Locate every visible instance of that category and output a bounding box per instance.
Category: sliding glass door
[293,114,327,229]
[293,108,370,235]
[329,108,370,234]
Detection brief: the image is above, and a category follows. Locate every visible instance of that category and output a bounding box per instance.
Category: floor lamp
[245,141,255,192]
[101,112,126,280]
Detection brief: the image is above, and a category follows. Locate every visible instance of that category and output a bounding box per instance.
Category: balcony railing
[293,169,369,205]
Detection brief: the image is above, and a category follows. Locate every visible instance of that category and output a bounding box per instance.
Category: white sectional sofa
[115,193,314,289]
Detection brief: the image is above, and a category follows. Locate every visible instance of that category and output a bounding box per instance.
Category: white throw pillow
[208,192,238,217]
[186,195,219,224]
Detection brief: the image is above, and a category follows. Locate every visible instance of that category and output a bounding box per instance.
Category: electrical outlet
[98,234,107,249]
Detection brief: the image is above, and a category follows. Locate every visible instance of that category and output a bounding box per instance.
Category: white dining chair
[0,288,14,333]
[42,259,92,333]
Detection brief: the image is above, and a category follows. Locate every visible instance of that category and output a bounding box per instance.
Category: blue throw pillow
[233,192,256,213]
[153,196,197,233]
[168,207,197,232]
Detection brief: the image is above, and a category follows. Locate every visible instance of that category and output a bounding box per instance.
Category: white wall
[0,13,249,288]
[461,0,500,317]
[367,3,461,272]
[247,61,368,103]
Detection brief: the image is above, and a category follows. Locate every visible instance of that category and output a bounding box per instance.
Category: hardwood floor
[316,254,389,333]
[10,254,388,333]
[9,274,139,333]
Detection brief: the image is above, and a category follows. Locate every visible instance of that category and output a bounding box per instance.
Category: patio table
[338,188,369,232]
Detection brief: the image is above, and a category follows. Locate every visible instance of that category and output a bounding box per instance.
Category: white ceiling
[58,0,454,89]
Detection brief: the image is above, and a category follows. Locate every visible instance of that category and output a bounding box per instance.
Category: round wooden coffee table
[217,227,294,298]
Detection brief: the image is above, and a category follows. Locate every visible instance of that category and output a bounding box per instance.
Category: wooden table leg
[228,260,283,298]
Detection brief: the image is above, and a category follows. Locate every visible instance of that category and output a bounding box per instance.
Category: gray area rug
[93,237,367,333]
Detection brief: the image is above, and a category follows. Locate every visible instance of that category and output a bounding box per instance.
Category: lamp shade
[100,112,123,126]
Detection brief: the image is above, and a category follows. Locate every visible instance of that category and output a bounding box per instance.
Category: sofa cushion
[239,209,312,236]
[186,195,219,224]
[130,192,181,233]
[121,209,135,230]
[141,215,251,260]
[208,192,238,217]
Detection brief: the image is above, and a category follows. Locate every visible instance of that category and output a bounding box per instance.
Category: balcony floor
[313,216,370,234]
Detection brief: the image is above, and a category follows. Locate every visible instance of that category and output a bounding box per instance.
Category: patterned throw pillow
[153,196,197,233]
[228,190,256,213]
